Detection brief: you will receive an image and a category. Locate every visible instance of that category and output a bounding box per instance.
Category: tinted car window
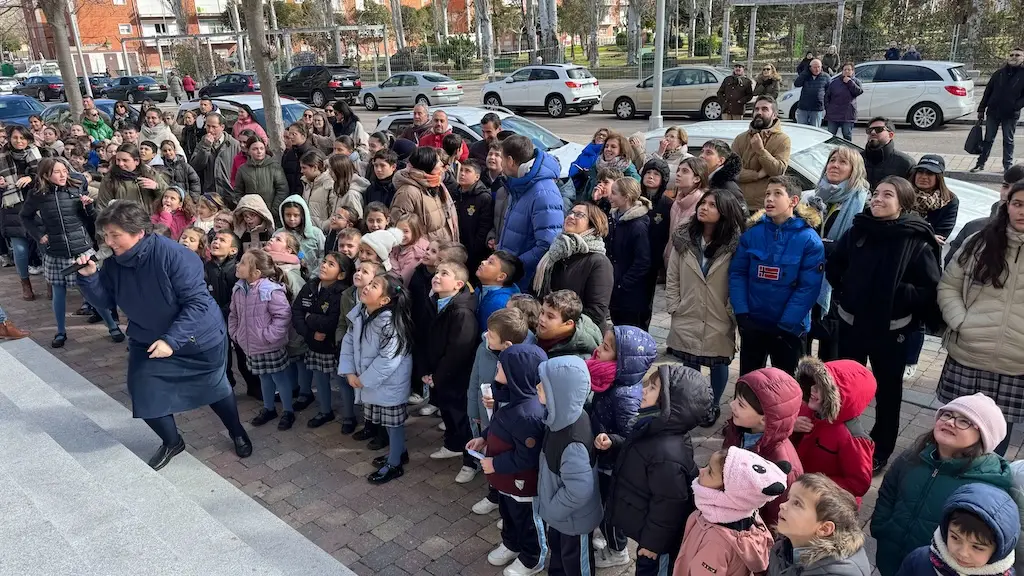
[511,69,532,82]
[401,75,419,86]
[854,64,879,83]
[0,99,44,117]
[949,66,970,82]
[421,74,453,83]
[531,69,559,81]
[381,76,401,87]
[251,103,312,128]
[135,77,157,85]
[566,68,594,80]
[468,116,563,151]
[877,65,942,82]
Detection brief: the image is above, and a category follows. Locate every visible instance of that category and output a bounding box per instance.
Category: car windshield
[422,74,453,83]
[566,68,594,80]
[0,99,43,117]
[468,116,565,150]
[251,103,308,127]
[789,137,859,177]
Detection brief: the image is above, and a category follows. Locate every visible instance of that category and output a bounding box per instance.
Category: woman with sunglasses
[81,108,114,142]
[753,64,782,99]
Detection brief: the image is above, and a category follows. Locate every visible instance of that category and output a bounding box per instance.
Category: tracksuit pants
[499,495,546,570]
[439,395,475,468]
[598,471,627,552]
[635,553,674,576]
[545,526,595,576]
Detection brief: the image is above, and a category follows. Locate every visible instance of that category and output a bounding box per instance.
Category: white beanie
[360,228,403,271]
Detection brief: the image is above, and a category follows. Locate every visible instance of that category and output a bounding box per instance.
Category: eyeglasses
[762,68,772,71]
[566,210,588,221]
[866,126,888,134]
[303,113,313,118]
[938,411,976,430]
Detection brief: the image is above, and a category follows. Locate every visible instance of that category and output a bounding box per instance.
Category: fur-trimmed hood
[795,357,876,423]
[671,218,740,261]
[709,153,742,188]
[769,532,871,576]
[611,196,652,222]
[747,201,823,230]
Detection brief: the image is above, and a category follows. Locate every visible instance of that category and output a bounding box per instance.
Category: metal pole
[333,30,343,64]
[206,37,215,80]
[382,21,391,77]
[231,2,245,70]
[746,5,757,72]
[283,33,292,70]
[720,0,731,67]
[649,0,665,130]
[156,38,166,81]
[121,42,131,75]
[268,0,282,74]
[675,0,680,58]
[68,0,92,96]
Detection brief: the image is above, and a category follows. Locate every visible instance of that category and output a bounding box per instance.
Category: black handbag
[964,120,984,155]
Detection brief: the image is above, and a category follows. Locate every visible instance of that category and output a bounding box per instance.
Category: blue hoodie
[536,356,604,536]
[276,194,326,270]
[496,149,564,291]
[898,483,1020,576]
[477,284,521,330]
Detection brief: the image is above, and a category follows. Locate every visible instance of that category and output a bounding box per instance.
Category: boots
[0,320,29,340]
[20,278,34,301]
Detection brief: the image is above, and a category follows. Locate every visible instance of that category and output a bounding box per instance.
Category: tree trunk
[702,0,712,36]
[38,0,83,119]
[524,0,537,59]
[587,13,598,67]
[166,0,188,34]
[242,0,285,156]
[626,0,640,65]
[537,0,558,62]
[688,0,697,56]
[476,0,494,74]
[389,0,406,50]
[964,0,983,68]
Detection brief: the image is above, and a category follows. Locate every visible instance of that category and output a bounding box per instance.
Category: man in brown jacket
[732,95,791,210]
[717,64,753,120]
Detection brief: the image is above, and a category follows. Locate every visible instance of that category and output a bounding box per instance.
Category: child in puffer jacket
[585,325,658,568]
[793,357,877,504]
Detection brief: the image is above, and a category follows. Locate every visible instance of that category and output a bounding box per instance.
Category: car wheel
[127,93,137,104]
[614,97,636,120]
[37,89,47,102]
[311,89,326,107]
[909,102,943,130]
[701,97,723,120]
[415,95,430,107]
[483,93,502,107]
[578,104,593,115]
[363,94,378,111]
[546,94,566,118]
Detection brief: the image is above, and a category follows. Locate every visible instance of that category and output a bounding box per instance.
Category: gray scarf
[533,230,606,294]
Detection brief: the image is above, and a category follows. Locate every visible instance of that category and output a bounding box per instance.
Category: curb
[947,169,1003,184]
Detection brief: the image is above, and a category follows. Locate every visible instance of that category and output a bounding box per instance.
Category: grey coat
[768,535,872,576]
[191,133,241,202]
[234,157,289,219]
[168,75,185,99]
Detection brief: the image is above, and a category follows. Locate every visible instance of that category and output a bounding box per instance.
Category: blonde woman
[754,63,782,99]
[581,131,640,202]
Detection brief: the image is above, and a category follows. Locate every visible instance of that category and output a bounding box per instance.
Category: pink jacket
[673,510,773,576]
[151,209,195,241]
[230,152,246,187]
[389,237,429,286]
[182,76,196,91]
[232,117,268,144]
[227,278,292,357]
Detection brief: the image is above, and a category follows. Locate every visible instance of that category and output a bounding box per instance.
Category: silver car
[0,77,19,95]
[360,72,464,111]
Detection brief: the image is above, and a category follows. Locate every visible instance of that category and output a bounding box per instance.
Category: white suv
[481,64,602,118]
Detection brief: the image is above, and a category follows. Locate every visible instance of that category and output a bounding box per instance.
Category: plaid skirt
[937,356,1024,423]
[668,349,732,368]
[364,403,408,427]
[246,349,290,376]
[304,350,338,373]
[44,248,96,287]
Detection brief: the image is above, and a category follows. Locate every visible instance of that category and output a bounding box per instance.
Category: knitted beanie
[691,446,790,524]
[937,393,1007,453]
[360,228,403,272]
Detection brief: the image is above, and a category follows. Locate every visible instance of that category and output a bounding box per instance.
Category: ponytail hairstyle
[198,192,226,216]
[370,131,393,150]
[272,229,302,255]
[322,251,355,288]
[287,121,310,143]
[245,248,293,300]
[300,149,327,174]
[959,182,1024,289]
[366,272,415,357]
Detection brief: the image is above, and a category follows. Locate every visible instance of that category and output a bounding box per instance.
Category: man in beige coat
[732,95,791,211]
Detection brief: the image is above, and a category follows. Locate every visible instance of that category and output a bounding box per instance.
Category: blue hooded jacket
[591,326,657,443]
[728,208,825,336]
[484,345,548,486]
[897,483,1020,576]
[496,149,564,291]
[477,284,521,330]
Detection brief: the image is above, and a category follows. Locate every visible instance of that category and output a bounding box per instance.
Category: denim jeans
[978,113,1019,171]
[311,370,333,414]
[0,303,7,323]
[796,109,825,128]
[9,236,31,280]
[827,121,854,141]
[260,369,295,412]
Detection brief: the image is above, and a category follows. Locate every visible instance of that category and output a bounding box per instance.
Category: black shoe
[87,311,103,324]
[352,423,377,441]
[368,464,404,484]
[872,456,888,476]
[109,327,125,343]
[373,451,409,467]
[233,430,252,458]
[699,404,721,428]
[367,429,390,450]
[148,436,185,470]
[51,333,67,348]
[278,411,295,431]
[340,418,356,434]
[307,411,336,428]
[73,303,93,316]
[293,394,315,411]
[970,164,984,173]
[251,408,278,426]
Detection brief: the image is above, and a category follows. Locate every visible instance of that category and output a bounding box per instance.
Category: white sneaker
[418,405,439,416]
[472,497,499,515]
[487,543,518,566]
[430,446,462,459]
[28,265,42,276]
[496,518,503,529]
[455,465,477,483]
[438,421,447,431]
[903,364,917,381]
[503,557,543,576]
[595,547,631,568]
[408,393,424,404]
[592,528,607,550]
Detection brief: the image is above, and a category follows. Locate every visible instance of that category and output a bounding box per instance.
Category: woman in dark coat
[533,200,614,329]
[180,109,203,161]
[75,200,251,471]
[823,63,864,141]
[606,177,652,328]
[281,122,314,199]
[0,124,42,300]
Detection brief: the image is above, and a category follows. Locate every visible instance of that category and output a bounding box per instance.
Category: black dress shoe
[148,436,186,470]
[51,333,67,348]
[278,411,295,431]
[293,394,315,411]
[86,311,103,324]
[367,428,390,450]
[368,464,404,484]
[251,408,278,426]
[872,456,888,476]
[307,411,335,428]
[373,451,409,467]
[352,422,377,441]
[233,431,253,458]
[340,418,356,434]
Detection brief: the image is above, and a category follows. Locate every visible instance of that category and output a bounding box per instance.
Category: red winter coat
[182,76,196,91]
[722,367,803,527]
[418,131,469,162]
[792,357,876,503]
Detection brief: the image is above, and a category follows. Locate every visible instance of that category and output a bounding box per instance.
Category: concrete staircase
[0,337,356,576]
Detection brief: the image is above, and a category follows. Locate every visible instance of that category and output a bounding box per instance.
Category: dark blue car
[40,98,140,131]
[0,95,46,127]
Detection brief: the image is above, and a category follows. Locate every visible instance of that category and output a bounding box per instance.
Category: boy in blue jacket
[536,355,603,576]
[728,175,824,376]
[468,343,549,576]
[476,250,523,329]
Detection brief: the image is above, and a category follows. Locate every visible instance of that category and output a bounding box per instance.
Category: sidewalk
[2,268,1020,575]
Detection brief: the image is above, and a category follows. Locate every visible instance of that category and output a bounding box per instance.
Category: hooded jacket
[232,193,276,252]
[425,286,479,405]
[228,278,292,357]
[454,180,494,271]
[82,116,113,141]
[496,149,565,291]
[641,158,674,277]
[477,284,520,331]
[140,122,184,157]
[729,205,825,336]
[590,325,657,446]
[608,198,652,315]
[862,140,915,191]
[542,312,604,360]
[96,163,167,213]
[733,119,792,210]
[234,156,288,221]
[722,367,804,526]
[365,173,396,207]
[794,358,876,501]
[709,153,750,211]
[276,194,326,269]
[536,356,604,536]
[606,364,705,554]
[897,483,1020,576]
[483,344,549,498]
[300,169,334,228]
[666,220,740,359]
[768,533,871,576]
[231,116,268,144]
[291,277,346,355]
[391,168,459,243]
[159,155,201,200]
[871,445,1015,576]
[675,510,775,576]
[191,133,241,201]
[339,304,413,408]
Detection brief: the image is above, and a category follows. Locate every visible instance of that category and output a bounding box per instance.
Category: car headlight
[781,93,794,101]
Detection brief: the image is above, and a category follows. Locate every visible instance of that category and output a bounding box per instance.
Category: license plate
[343,81,354,87]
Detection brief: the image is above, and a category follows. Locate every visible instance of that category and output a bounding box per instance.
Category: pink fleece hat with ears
[694,447,791,524]
[937,393,1007,453]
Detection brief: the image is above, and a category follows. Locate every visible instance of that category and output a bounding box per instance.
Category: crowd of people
[2,87,1024,576]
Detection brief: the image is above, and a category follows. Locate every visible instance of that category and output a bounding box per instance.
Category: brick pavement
[2,266,1021,576]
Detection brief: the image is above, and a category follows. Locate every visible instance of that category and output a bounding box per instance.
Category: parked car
[600,65,733,120]
[40,99,140,132]
[176,94,310,132]
[277,65,361,108]
[777,60,974,130]
[14,76,65,102]
[481,64,601,118]
[199,72,260,98]
[79,76,113,98]
[360,72,464,111]
[0,77,20,94]
[0,95,46,127]
[374,105,585,179]
[104,76,169,104]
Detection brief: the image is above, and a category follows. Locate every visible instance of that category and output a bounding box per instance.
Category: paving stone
[359,541,410,572]
[417,536,455,560]
[371,515,415,542]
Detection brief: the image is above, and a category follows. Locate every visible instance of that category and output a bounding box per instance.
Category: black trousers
[230,342,261,398]
[439,397,475,468]
[499,495,545,570]
[598,472,627,552]
[838,320,909,463]
[738,325,805,376]
[636,553,675,576]
[610,309,650,330]
[547,526,595,576]
[805,304,839,361]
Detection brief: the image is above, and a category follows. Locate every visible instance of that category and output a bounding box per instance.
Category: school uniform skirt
[245,348,289,375]
[937,356,1024,423]
[44,248,96,287]
[304,349,338,373]
[127,337,232,419]
[364,404,408,427]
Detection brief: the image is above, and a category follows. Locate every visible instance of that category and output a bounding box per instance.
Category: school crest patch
[467,205,476,216]
[525,437,536,448]
[515,479,525,490]
[653,213,663,224]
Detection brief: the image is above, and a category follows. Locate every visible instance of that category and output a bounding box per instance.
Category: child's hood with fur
[768,532,871,576]
[232,193,275,236]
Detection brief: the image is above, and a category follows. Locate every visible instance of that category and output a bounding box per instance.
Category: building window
[112,0,125,4]
[118,24,132,34]
[154,23,168,33]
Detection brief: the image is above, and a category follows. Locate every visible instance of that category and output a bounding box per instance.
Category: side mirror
[506,77,514,83]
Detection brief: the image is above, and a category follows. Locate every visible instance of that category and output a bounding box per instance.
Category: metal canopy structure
[716,0,852,70]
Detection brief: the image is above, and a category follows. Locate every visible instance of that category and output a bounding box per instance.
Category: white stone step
[0,338,355,576]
